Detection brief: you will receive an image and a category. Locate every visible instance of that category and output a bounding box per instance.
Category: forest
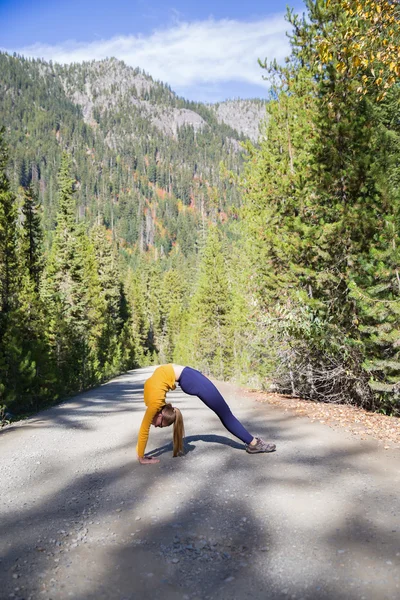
[1,0,399,422]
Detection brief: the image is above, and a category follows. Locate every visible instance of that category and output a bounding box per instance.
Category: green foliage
[239,0,400,414]
[0,127,20,408]
[0,404,10,427]
[0,54,259,415]
[20,183,44,291]
[42,154,106,391]
[174,227,233,378]
[0,149,137,414]
[2,35,400,420]
[0,127,18,315]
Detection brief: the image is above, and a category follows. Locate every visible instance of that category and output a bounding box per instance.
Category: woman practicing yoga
[137,364,276,464]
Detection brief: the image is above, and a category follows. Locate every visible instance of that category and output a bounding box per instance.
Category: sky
[0,0,306,103]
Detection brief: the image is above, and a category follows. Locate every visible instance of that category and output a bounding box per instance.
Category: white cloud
[10,16,291,90]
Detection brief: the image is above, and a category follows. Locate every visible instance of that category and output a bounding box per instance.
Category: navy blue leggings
[179,367,253,445]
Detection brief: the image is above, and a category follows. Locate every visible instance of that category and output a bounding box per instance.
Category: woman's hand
[138,456,160,465]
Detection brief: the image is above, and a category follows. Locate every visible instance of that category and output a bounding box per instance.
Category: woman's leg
[179,367,253,445]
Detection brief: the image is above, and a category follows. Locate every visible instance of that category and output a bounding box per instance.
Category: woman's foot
[246,437,276,453]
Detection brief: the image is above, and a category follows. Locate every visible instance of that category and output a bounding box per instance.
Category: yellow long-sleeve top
[136,364,177,457]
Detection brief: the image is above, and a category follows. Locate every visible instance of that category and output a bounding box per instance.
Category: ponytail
[172,407,185,457]
[161,403,185,457]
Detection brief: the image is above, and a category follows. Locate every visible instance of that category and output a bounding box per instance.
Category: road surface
[1,367,399,600]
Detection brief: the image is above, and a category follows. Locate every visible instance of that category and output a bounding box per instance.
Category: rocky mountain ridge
[54,58,266,143]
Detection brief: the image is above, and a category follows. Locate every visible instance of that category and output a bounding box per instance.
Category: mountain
[54,57,265,143]
[0,53,267,257]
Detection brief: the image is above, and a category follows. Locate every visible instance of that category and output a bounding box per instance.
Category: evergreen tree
[0,128,19,408]
[158,268,187,363]
[42,152,106,392]
[0,127,18,316]
[12,182,51,412]
[175,227,232,378]
[125,264,157,366]
[241,1,400,410]
[20,183,43,291]
[91,223,134,376]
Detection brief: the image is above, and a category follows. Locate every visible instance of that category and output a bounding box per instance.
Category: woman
[136,364,276,465]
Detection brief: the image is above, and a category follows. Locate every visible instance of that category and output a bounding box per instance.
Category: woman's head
[152,403,185,457]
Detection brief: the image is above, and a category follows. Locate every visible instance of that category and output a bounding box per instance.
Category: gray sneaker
[246,437,276,454]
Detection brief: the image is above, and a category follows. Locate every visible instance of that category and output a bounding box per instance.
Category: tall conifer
[0,128,19,408]
[175,227,232,377]
[0,127,18,316]
[42,152,106,391]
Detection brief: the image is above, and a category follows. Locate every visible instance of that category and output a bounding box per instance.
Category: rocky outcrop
[212,100,267,142]
[151,108,206,137]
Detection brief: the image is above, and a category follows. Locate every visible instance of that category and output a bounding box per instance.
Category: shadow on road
[147,433,245,457]
[0,379,145,434]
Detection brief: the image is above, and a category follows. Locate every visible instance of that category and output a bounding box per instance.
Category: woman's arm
[136,406,161,464]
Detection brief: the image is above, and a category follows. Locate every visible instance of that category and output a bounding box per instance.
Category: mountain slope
[0,53,267,257]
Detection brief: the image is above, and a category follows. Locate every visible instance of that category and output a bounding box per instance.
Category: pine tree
[0,128,19,408]
[124,265,156,366]
[240,1,400,409]
[303,1,400,410]
[91,223,133,376]
[241,70,316,308]
[347,87,400,413]
[158,268,187,362]
[175,227,232,378]
[0,127,18,316]
[42,152,106,392]
[11,182,51,412]
[225,228,254,382]
[20,183,43,291]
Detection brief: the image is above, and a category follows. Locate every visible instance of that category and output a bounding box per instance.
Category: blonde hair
[162,403,185,457]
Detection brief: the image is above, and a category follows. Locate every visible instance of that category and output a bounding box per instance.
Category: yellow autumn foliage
[317,0,400,99]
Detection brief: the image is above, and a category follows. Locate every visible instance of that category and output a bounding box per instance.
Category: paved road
[1,367,399,600]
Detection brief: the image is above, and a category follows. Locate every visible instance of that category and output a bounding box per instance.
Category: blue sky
[0,0,306,102]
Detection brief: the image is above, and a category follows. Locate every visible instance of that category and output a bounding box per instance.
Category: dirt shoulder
[239,387,400,449]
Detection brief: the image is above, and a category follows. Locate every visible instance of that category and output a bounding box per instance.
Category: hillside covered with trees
[1,0,400,421]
